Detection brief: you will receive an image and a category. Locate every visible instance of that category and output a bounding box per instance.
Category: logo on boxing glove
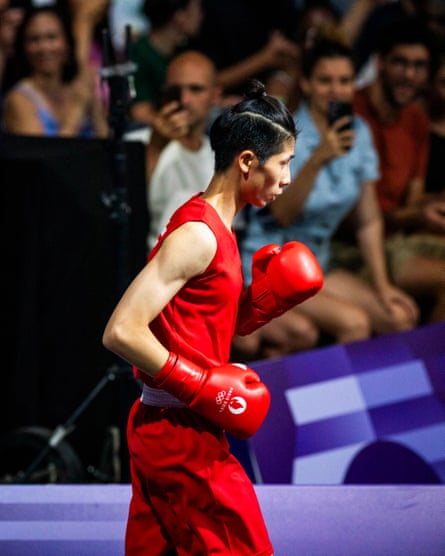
[215,388,247,415]
[228,396,247,415]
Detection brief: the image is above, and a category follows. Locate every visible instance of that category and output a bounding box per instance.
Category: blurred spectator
[2,5,108,136]
[353,18,445,322]
[239,37,418,346]
[190,0,300,106]
[146,50,220,251]
[129,0,203,127]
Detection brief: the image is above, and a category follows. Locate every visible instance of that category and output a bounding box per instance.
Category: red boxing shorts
[125,399,273,556]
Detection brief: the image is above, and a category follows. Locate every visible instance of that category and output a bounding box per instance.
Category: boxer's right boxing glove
[236,241,323,335]
[153,353,270,439]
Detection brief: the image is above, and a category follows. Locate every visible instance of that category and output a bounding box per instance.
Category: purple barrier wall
[249,322,445,484]
[0,484,444,556]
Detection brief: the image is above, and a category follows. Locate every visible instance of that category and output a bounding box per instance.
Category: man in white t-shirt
[147,50,221,251]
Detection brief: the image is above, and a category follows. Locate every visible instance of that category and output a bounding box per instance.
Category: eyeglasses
[387,56,429,73]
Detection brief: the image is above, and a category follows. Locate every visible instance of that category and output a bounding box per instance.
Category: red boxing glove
[153,353,270,439]
[236,241,323,335]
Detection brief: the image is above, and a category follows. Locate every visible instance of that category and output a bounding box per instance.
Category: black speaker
[0,134,148,481]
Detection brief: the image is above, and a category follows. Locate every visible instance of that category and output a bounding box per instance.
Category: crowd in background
[1,0,444,361]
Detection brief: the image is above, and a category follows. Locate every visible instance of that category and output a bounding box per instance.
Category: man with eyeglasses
[354,18,431,207]
[350,18,445,324]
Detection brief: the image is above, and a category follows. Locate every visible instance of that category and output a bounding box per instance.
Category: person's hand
[420,199,445,234]
[70,0,111,24]
[151,101,190,143]
[69,67,97,108]
[260,30,300,70]
[377,282,419,326]
[316,116,355,162]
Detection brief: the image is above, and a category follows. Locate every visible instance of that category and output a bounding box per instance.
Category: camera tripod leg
[15,364,131,484]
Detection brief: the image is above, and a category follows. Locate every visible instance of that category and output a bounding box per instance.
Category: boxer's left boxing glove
[153,353,270,439]
[236,241,323,335]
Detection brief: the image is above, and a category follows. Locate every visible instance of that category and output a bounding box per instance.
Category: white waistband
[140,384,187,408]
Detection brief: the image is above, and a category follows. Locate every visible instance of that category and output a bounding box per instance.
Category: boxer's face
[242,138,295,207]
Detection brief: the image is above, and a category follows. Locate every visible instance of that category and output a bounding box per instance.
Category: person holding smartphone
[238,36,419,346]
[146,50,221,252]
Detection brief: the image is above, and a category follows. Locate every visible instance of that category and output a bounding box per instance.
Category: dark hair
[143,0,193,28]
[209,79,297,172]
[301,37,355,77]
[9,6,78,84]
[376,17,432,57]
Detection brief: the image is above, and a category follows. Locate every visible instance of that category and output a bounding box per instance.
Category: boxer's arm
[102,221,217,375]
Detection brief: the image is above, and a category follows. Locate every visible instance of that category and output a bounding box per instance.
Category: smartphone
[161,85,183,110]
[327,100,353,131]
